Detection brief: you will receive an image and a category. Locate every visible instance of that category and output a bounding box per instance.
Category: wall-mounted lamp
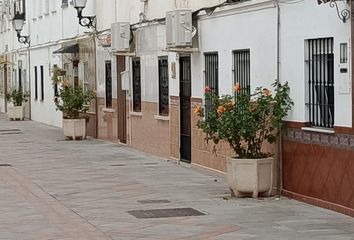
[329,0,350,23]
[72,0,96,29]
[12,12,30,45]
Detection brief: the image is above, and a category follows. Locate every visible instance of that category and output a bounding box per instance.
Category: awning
[53,44,79,54]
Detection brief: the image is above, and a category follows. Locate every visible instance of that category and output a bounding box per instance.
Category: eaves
[197,0,276,21]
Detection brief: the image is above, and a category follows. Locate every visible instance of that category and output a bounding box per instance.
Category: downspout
[28,11,32,120]
[28,42,31,120]
[274,0,282,199]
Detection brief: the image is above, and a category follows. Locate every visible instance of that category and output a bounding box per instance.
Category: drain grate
[138,199,171,204]
[127,208,205,219]
[143,162,159,165]
[0,164,12,167]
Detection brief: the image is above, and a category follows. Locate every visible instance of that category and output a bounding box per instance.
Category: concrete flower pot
[7,106,25,120]
[227,157,273,198]
[63,118,86,140]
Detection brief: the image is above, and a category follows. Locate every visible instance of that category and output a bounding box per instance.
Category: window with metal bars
[204,53,219,117]
[233,49,250,95]
[306,38,334,128]
[34,66,38,100]
[105,61,112,108]
[158,57,169,116]
[132,59,141,112]
[40,65,44,101]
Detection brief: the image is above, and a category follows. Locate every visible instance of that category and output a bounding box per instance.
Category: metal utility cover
[127,208,205,219]
[0,129,21,132]
[138,199,171,204]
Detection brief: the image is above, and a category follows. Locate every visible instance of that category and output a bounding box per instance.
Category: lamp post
[72,0,96,29]
[12,12,30,45]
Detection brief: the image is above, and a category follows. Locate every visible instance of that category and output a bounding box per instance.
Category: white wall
[30,45,63,127]
[280,0,351,127]
[192,2,278,98]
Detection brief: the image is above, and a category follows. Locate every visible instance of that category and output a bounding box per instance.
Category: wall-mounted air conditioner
[166,9,193,48]
[111,22,131,53]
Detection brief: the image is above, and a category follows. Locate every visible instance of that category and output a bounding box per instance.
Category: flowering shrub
[6,88,29,107]
[53,70,95,119]
[195,82,293,159]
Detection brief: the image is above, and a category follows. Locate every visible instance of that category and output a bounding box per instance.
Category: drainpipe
[274,0,282,199]
[28,43,31,120]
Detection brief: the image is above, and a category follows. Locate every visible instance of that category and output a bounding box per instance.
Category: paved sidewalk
[0,114,353,240]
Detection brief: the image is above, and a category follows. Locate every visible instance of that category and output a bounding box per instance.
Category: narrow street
[0,114,353,240]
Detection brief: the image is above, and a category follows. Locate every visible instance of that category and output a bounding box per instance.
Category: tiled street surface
[0,114,353,240]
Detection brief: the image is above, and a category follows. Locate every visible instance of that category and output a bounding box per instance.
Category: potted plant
[54,75,95,140]
[195,82,293,198]
[6,88,29,120]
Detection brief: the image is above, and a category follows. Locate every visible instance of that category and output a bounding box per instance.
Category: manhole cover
[138,199,171,204]
[0,164,12,167]
[127,208,205,219]
[0,129,21,132]
[110,164,126,167]
[1,132,23,135]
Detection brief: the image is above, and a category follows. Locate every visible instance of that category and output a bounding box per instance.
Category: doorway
[179,56,192,163]
[117,56,127,144]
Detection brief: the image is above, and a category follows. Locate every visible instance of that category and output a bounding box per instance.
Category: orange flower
[233,83,241,93]
[205,86,212,94]
[194,105,202,114]
[217,105,225,116]
[263,88,271,97]
[62,79,70,87]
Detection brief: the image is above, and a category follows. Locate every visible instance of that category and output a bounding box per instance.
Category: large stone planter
[8,106,25,120]
[227,157,273,198]
[63,118,86,140]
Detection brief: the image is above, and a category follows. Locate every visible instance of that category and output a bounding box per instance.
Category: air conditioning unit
[166,9,193,48]
[111,22,131,52]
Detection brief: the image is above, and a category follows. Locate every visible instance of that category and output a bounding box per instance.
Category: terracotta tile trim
[282,190,354,217]
[285,121,305,129]
[284,128,354,150]
[335,126,354,135]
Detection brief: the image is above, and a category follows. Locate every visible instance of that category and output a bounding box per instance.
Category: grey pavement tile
[0,114,353,240]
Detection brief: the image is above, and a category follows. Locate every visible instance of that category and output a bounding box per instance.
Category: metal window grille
[158,57,169,116]
[40,65,44,100]
[306,38,334,128]
[233,49,250,95]
[204,53,218,117]
[105,61,112,108]
[132,59,141,112]
[34,66,38,100]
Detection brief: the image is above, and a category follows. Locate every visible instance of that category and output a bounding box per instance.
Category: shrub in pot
[5,88,29,120]
[54,76,95,140]
[195,82,293,198]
